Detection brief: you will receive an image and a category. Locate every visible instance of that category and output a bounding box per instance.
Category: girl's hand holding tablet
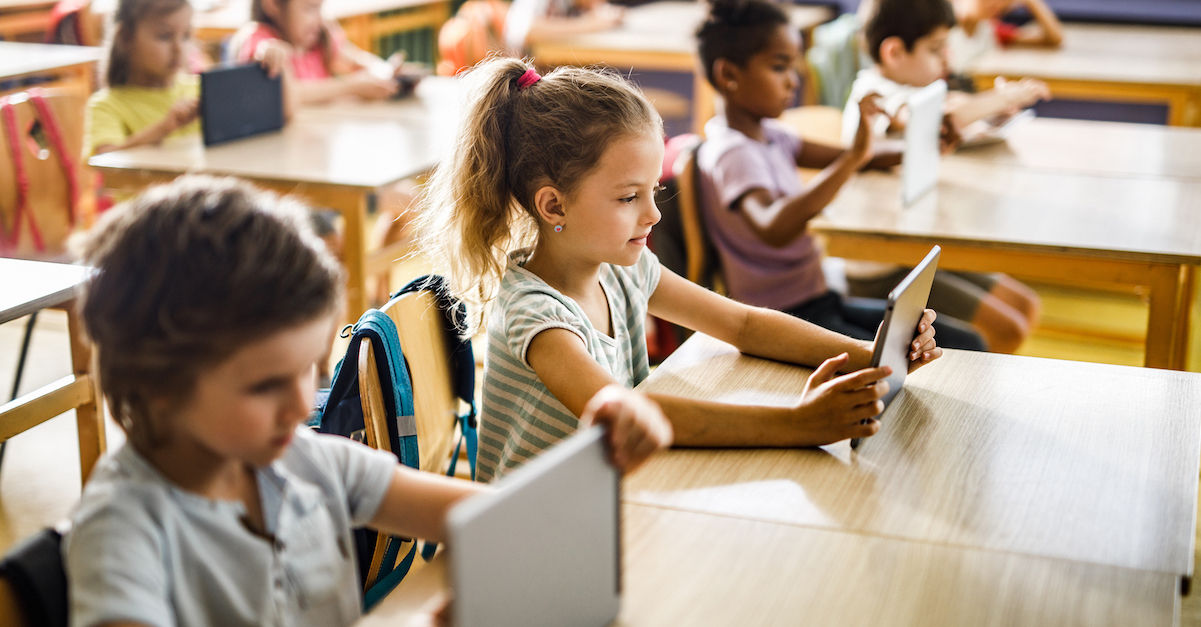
[581,385,673,474]
[908,309,942,372]
[795,353,891,444]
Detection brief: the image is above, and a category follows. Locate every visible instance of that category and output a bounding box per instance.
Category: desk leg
[66,303,105,484]
[1171,266,1196,370]
[334,192,371,322]
[1145,266,1188,370]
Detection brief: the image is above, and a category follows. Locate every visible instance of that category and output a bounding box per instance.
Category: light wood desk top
[0,259,105,483]
[952,117,1201,181]
[0,259,90,323]
[0,0,54,8]
[813,159,1201,266]
[531,1,832,68]
[631,334,1201,579]
[971,23,1201,126]
[359,505,1179,627]
[974,24,1201,87]
[87,77,462,189]
[0,42,101,81]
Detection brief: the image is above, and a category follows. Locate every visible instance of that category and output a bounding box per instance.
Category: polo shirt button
[275,578,283,590]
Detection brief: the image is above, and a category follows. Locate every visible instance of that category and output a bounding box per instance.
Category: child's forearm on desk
[733,306,874,371]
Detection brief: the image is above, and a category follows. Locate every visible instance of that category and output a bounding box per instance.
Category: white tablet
[900,79,947,205]
[447,427,620,627]
[851,245,940,449]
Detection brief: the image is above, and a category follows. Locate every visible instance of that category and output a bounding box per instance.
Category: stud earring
[554,225,563,233]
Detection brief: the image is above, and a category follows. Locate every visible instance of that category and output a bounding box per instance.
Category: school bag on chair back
[0,88,86,261]
[316,309,419,609]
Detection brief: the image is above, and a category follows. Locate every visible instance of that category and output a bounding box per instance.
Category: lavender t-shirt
[697,116,827,311]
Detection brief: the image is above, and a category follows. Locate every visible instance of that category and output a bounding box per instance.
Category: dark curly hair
[78,176,344,450]
[696,0,790,88]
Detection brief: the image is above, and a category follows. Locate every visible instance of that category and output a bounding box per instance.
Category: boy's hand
[581,384,673,473]
[793,354,890,444]
[939,113,962,154]
[851,93,883,166]
[994,77,1050,111]
[346,70,400,100]
[589,2,625,29]
[254,39,292,79]
[907,309,942,372]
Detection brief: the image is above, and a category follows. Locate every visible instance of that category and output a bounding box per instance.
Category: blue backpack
[314,275,477,608]
[316,308,419,609]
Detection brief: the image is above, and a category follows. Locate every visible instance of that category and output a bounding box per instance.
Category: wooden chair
[356,288,467,590]
[1,90,101,477]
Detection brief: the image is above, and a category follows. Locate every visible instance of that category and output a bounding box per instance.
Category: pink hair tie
[517,68,542,90]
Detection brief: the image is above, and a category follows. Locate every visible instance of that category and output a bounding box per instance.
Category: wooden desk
[528,1,832,133]
[359,504,1180,627]
[87,77,463,321]
[952,117,1201,181]
[630,335,1201,582]
[360,338,1199,625]
[189,0,450,55]
[0,0,53,40]
[808,160,1201,369]
[0,259,105,484]
[0,42,100,98]
[971,24,1201,127]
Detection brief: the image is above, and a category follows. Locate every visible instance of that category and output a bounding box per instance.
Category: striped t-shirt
[477,248,662,482]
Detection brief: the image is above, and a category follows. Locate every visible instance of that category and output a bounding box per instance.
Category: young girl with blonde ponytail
[419,57,946,482]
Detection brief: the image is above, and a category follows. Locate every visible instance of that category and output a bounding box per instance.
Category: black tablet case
[200,63,284,146]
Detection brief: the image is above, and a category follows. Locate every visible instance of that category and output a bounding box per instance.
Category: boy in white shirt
[839,0,1044,354]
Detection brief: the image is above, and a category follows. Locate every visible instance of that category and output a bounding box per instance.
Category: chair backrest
[45,0,102,46]
[0,528,67,627]
[0,89,87,261]
[653,136,721,290]
[369,290,461,476]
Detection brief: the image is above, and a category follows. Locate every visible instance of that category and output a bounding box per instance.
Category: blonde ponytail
[416,56,662,334]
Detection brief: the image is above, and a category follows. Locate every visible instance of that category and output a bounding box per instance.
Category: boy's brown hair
[864,0,958,63]
[78,176,343,450]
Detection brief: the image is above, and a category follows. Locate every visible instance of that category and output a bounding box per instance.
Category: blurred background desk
[528,1,833,133]
[0,42,100,98]
[971,23,1201,127]
[809,158,1201,369]
[88,78,463,321]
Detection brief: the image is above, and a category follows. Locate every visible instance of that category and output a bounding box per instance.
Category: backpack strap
[319,308,420,607]
[0,97,46,254]
[28,89,80,229]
